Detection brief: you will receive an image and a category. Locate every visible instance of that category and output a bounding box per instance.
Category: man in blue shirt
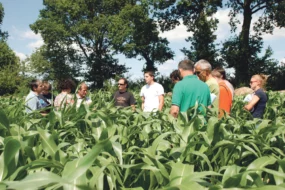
[25,79,44,113]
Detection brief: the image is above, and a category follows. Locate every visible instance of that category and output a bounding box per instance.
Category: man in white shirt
[140,71,164,112]
[76,82,92,108]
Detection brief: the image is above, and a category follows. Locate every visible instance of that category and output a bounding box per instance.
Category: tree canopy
[222,0,285,85]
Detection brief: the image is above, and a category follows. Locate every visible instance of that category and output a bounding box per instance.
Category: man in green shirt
[170,59,211,118]
[194,59,220,115]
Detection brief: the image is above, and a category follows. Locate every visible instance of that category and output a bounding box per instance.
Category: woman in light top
[244,74,268,118]
[54,79,76,110]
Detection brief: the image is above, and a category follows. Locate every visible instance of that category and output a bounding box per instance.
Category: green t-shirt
[206,77,220,110]
[172,75,211,112]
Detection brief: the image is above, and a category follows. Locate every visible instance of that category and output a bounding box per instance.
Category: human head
[213,67,227,80]
[58,78,76,93]
[29,79,43,94]
[117,78,128,92]
[42,81,52,95]
[250,74,268,91]
[144,71,155,85]
[211,69,223,83]
[170,70,181,84]
[194,59,212,82]
[177,59,195,78]
[77,82,88,98]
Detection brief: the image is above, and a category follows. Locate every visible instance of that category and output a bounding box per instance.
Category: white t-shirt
[140,82,164,112]
[76,94,92,108]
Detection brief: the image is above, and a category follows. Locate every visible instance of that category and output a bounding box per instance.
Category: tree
[152,0,222,66]
[0,3,8,40]
[0,41,19,67]
[30,0,130,88]
[0,3,27,95]
[112,4,174,72]
[223,0,285,85]
[26,45,81,83]
[181,12,222,67]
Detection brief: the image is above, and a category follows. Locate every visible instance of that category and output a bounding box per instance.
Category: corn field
[1,91,285,189]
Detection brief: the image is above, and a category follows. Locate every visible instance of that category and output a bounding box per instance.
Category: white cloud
[159,21,191,41]
[263,27,285,40]
[27,39,44,49]
[22,30,42,40]
[280,58,285,63]
[14,51,27,60]
[11,26,41,40]
[157,55,186,75]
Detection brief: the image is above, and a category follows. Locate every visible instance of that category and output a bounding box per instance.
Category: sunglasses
[250,80,257,84]
[194,71,201,75]
[118,83,125,86]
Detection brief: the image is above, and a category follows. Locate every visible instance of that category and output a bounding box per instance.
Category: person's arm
[141,96,145,111]
[170,105,180,118]
[244,95,260,111]
[129,93,136,111]
[158,94,164,111]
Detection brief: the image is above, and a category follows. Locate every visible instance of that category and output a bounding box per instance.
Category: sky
[1,0,285,80]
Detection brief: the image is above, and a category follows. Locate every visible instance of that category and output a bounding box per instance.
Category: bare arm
[141,96,145,111]
[158,95,164,111]
[244,95,260,111]
[170,105,180,118]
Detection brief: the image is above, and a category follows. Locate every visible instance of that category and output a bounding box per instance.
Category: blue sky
[1,0,285,80]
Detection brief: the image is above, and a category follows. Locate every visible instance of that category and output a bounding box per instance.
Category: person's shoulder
[141,84,147,90]
[25,91,36,99]
[154,82,163,88]
[255,89,267,97]
[113,90,119,95]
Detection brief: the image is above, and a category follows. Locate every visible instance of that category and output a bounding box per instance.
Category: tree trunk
[238,0,252,85]
[142,53,156,72]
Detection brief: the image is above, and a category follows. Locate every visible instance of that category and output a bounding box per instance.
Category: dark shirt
[43,93,55,105]
[252,89,267,118]
[38,94,51,108]
[38,94,52,113]
[113,91,136,107]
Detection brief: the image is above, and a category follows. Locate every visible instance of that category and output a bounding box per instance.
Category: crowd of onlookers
[25,59,268,119]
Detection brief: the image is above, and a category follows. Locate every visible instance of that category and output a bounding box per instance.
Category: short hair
[211,70,222,79]
[195,59,212,71]
[144,71,154,77]
[58,78,76,91]
[213,67,226,80]
[78,82,88,91]
[29,79,41,91]
[42,81,52,91]
[178,59,195,71]
[118,78,129,88]
[170,70,181,80]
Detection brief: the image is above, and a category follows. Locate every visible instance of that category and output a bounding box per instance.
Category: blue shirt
[252,89,267,118]
[25,91,44,113]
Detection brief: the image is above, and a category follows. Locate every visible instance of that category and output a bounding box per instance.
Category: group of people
[25,79,92,114]
[169,59,267,118]
[25,59,268,119]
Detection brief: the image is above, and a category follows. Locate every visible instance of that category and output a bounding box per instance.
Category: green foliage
[153,0,222,67]
[0,41,19,68]
[181,12,222,67]
[224,0,285,85]
[1,91,285,189]
[221,35,279,87]
[30,0,130,88]
[113,4,174,72]
[0,3,8,41]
